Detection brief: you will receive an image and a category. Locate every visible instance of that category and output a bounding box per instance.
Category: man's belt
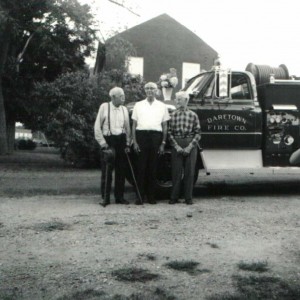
[104,133,125,137]
[136,130,162,133]
[174,135,194,139]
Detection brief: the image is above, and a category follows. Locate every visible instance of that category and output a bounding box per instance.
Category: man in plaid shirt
[168,91,201,205]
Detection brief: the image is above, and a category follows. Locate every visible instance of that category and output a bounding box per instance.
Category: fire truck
[126,63,300,194]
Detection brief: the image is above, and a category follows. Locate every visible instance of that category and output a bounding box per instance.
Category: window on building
[182,62,201,87]
[127,56,144,76]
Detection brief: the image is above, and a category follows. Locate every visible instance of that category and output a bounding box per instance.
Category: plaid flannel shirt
[168,108,201,147]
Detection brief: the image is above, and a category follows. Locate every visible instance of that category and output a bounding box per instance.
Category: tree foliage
[31,69,146,167]
[104,35,137,71]
[0,0,97,154]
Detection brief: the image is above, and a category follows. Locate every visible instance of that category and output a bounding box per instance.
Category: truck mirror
[189,90,199,98]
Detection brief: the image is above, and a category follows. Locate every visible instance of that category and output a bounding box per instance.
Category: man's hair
[144,82,158,89]
[175,91,189,101]
[109,87,124,97]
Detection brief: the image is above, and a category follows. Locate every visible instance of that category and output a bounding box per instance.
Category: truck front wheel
[125,150,200,199]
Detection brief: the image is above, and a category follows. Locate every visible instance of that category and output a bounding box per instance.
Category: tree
[104,35,137,71]
[107,0,140,17]
[31,69,145,167]
[0,0,97,154]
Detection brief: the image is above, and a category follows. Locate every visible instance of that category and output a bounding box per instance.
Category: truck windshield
[182,73,212,95]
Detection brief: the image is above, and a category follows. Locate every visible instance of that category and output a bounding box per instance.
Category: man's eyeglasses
[145,87,156,90]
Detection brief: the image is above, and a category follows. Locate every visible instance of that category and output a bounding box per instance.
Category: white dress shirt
[131,99,170,131]
[94,102,131,147]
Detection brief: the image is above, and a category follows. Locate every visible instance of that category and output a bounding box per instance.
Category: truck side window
[231,75,251,100]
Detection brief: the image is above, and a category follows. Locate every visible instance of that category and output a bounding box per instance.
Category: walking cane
[125,150,143,203]
[196,142,203,152]
[104,164,109,204]
[102,148,115,206]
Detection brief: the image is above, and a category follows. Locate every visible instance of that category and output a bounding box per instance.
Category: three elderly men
[94,83,200,206]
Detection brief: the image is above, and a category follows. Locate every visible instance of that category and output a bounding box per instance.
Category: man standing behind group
[132,82,170,205]
[94,87,131,207]
[168,91,201,205]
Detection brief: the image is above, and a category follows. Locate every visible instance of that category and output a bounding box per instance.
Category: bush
[16,139,37,150]
[31,69,145,167]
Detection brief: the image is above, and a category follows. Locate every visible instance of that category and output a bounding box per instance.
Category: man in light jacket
[94,87,131,207]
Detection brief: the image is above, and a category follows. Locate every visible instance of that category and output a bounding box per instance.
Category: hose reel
[245,63,289,86]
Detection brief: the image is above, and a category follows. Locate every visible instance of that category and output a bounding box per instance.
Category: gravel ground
[0,151,299,299]
[0,191,299,299]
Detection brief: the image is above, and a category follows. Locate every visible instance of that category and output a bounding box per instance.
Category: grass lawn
[0,148,102,197]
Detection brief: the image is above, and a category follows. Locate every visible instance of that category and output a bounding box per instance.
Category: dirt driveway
[0,151,299,299]
[1,189,300,299]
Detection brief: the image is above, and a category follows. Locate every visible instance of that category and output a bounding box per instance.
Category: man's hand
[124,146,131,153]
[182,144,193,156]
[174,144,184,154]
[158,143,165,155]
[133,142,140,154]
[101,143,109,150]
[102,147,115,163]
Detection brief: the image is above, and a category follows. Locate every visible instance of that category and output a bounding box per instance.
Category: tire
[125,149,200,199]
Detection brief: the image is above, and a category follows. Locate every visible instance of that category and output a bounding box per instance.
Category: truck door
[188,71,262,149]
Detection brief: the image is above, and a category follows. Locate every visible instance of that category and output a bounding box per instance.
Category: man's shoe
[99,200,110,207]
[169,199,178,204]
[148,199,157,205]
[135,200,143,205]
[185,199,193,205]
[116,199,129,205]
[147,195,156,204]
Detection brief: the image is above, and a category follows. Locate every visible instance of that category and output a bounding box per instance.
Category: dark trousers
[101,134,126,202]
[171,138,197,201]
[136,130,162,201]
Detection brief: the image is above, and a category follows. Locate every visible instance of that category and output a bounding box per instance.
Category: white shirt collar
[146,98,157,105]
[111,102,121,110]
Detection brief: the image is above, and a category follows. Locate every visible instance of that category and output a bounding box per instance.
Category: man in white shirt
[132,82,170,204]
[94,87,131,207]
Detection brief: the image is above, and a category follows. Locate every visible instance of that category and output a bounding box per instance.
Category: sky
[80,0,300,76]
